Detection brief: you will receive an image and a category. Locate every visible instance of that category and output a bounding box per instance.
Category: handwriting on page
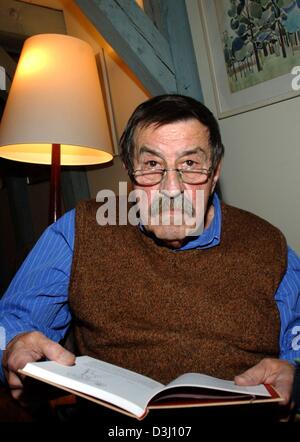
[64,367,108,388]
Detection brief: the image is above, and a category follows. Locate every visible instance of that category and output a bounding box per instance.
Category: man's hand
[234,358,295,405]
[2,331,75,402]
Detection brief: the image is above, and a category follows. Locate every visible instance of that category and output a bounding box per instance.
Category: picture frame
[199,0,300,118]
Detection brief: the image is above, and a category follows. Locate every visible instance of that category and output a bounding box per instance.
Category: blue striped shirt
[0,194,300,383]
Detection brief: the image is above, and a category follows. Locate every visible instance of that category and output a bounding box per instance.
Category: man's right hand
[2,331,75,401]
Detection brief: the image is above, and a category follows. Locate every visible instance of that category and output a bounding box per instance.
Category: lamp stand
[49,143,61,224]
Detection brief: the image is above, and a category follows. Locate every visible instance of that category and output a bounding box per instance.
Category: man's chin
[144,225,190,248]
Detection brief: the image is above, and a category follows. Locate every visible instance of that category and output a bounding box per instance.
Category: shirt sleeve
[0,209,75,384]
[275,246,300,362]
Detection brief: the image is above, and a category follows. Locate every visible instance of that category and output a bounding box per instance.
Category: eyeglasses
[131,167,213,186]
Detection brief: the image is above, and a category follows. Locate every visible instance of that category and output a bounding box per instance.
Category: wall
[186,0,300,254]
[61,0,149,198]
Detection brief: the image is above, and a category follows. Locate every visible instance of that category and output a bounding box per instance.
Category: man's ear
[211,161,222,194]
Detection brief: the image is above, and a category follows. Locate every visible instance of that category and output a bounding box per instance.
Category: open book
[19,356,282,420]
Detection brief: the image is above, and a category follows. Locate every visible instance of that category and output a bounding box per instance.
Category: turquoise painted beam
[74,0,177,95]
[143,0,168,40]
[144,0,203,102]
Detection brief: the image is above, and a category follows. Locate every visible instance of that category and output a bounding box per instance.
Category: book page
[163,373,271,397]
[21,356,164,418]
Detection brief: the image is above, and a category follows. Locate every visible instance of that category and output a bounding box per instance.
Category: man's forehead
[136,144,209,159]
[133,120,211,158]
[135,119,209,138]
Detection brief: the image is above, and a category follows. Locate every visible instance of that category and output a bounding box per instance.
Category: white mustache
[150,194,194,217]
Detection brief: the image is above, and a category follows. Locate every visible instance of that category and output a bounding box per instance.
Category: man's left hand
[234,358,295,405]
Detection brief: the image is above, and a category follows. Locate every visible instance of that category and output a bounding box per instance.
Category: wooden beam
[74,0,177,96]
[144,0,203,102]
[143,0,168,40]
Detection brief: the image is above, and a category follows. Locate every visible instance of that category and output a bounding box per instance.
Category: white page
[21,356,164,418]
[162,373,270,397]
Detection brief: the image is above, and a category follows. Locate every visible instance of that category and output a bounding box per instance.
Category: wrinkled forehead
[132,120,211,159]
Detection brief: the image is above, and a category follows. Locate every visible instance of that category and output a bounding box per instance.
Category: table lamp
[0,33,113,223]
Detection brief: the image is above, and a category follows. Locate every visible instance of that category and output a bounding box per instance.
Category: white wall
[186,0,300,254]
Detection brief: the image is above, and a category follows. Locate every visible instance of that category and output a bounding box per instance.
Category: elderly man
[0,95,299,416]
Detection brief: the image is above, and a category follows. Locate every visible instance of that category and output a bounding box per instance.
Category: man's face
[131,119,221,248]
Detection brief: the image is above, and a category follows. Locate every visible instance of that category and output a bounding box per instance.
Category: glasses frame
[130,167,213,186]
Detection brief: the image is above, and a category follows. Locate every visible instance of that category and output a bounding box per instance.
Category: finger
[272,372,294,405]
[234,362,268,386]
[37,334,75,365]
[3,333,46,374]
[7,347,45,373]
[11,388,24,402]
[275,380,292,405]
[6,371,25,403]
[7,370,23,390]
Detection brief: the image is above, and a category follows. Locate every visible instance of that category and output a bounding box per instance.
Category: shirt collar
[177,192,221,251]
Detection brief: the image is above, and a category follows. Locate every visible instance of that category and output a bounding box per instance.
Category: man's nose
[159,169,183,198]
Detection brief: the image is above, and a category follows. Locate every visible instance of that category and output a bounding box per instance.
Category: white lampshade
[0,33,113,165]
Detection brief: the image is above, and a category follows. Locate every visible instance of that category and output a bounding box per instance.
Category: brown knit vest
[68,200,287,383]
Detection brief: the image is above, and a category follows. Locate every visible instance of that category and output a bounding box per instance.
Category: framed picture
[199,0,300,118]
